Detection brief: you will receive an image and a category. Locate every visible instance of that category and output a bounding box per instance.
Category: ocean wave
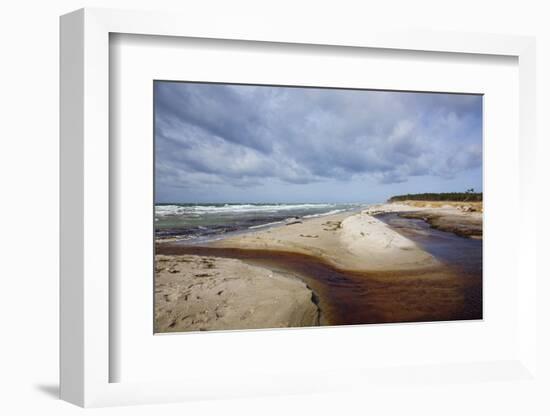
[155,203,334,216]
[302,209,346,219]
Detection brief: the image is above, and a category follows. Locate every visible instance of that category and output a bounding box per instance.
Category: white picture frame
[60,7,538,407]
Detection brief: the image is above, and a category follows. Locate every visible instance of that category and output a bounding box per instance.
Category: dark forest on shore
[388,191,483,202]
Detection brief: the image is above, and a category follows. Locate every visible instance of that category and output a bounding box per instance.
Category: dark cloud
[154,82,482,201]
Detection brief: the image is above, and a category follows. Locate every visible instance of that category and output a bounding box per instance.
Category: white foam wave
[155,203,334,216]
[302,209,346,219]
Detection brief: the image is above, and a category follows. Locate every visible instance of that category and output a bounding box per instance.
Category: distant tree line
[388,191,483,202]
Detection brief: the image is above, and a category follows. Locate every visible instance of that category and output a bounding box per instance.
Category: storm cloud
[155,81,482,203]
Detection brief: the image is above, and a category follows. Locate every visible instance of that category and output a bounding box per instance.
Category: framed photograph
[60,8,538,407]
[152,80,484,333]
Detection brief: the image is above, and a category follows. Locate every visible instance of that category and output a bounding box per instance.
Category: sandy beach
[155,201,482,331]
[364,201,483,238]
[155,254,319,332]
[208,212,438,272]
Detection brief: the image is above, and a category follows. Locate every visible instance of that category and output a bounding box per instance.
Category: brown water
[375,212,483,278]
[157,215,482,326]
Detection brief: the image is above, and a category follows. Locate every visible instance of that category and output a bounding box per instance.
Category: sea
[155,202,365,243]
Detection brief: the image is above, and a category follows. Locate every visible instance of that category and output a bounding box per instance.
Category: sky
[154,81,482,204]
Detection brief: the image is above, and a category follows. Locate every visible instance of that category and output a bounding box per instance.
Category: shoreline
[155,201,483,331]
[155,205,365,245]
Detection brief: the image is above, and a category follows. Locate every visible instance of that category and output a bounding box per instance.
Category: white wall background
[0,0,548,414]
